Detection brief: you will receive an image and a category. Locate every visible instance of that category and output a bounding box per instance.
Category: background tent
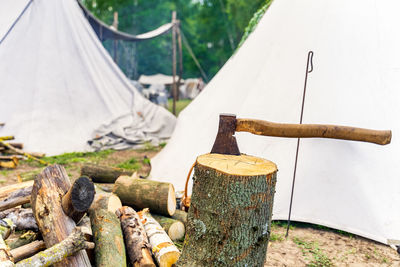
[0,0,176,155]
[151,0,400,245]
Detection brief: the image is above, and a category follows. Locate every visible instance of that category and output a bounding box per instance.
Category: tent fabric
[151,0,400,245]
[0,0,176,155]
[78,2,174,42]
[0,0,31,43]
[139,74,183,85]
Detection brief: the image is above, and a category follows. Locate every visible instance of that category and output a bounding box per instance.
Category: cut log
[81,164,133,183]
[171,210,187,225]
[88,193,126,267]
[62,176,95,223]
[31,164,91,267]
[7,231,39,250]
[0,208,37,231]
[151,214,185,241]
[0,186,32,212]
[11,240,46,263]
[139,209,180,267]
[0,235,13,266]
[0,159,18,169]
[116,206,155,267]
[15,227,94,267]
[113,175,176,216]
[0,182,33,201]
[0,143,23,150]
[177,153,277,266]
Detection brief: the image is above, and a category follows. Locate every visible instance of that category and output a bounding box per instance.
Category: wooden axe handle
[236,119,392,145]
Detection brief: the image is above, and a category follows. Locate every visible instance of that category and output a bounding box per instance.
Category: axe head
[211,114,240,155]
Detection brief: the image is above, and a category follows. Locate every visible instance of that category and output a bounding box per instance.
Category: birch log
[116,206,155,267]
[151,214,185,241]
[139,209,180,267]
[31,164,91,267]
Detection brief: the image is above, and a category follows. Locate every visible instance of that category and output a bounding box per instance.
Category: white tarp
[151,0,400,245]
[0,0,176,155]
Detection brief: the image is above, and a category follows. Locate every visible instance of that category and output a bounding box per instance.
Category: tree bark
[0,208,37,231]
[0,235,13,266]
[15,227,94,267]
[81,164,133,183]
[0,186,32,212]
[116,206,155,267]
[113,175,176,216]
[10,240,45,263]
[151,214,185,241]
[0,182,33,201]
[171,210,187,225]
[31,164,91,267]
[177,153,277,267]
[62,176,95,223]
[7,231,39,250]
[139,209,180,267]
[88,193,126,267]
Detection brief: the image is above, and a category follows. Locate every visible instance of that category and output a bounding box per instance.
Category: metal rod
[286,51,314,237]
[171,11,177,116]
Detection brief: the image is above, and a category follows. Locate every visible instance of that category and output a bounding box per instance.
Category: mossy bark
[171,210,187,225]
[177,153,277,267]
[81,164,133,183]
[113,176,176,216]
[151,214,185,241]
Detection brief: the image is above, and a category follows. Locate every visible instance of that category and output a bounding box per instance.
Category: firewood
[171,210,187,225]
[177,154,277,266]
[0,159,18,169]
[0,208,37,231]
[0,186,32,212]
[0,143,23,150]
[0,219,14,240]
[0,123,4,127]
[0,141,48,166]
[0,182,33,201]
[7,231,39,250]
[15,227,94,267]
[0,136,14,141]
[81,164,133,183]
[88,193,126,267]
[113,175,176,216]
[0,235,13,266]
[0,156,25,161]
[139,209,180,267]
[31,164,91,267]
[116,206,155,267]
[10,240,46,263]
[151,214,185,241]
[62,177,95,223]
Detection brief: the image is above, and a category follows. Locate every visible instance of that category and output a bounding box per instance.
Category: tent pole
[112,12,119,63]
[171,11,177,116]
[177,23,183,101]
[286,51,314,237]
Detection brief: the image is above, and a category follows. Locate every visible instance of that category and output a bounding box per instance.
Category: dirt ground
[1,149,399,266]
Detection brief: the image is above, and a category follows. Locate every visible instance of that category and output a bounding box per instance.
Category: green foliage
[293,237,333,267]
[167,99,191,116]
[28,150,114,166]
[116,158,141,170]
[269,232,284,242]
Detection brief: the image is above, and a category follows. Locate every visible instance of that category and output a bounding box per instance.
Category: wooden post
[177,153,277,266]
[112,11,119,63]
[171,11,177,115]
[31,164,91,267]
[176,24,183,101]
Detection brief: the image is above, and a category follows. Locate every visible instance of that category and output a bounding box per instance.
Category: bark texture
[151,214,185,241]
[0,235,13,266]
[0,208,37,231]
[113,175,176,216]
[81,164,133,183]
[88,193,126,267]
[116,206,155,267]
[0,186,32,212]
[0,182,33,201]
[171,210,187,225]
[11,240,46,263]
[177,153,277,267]
[31,164,91,267]
[7,231,39,250]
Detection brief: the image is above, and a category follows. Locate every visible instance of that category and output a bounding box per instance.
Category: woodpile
[0,163,186,267]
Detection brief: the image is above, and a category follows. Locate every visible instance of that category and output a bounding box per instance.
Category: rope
[182,161,196,210]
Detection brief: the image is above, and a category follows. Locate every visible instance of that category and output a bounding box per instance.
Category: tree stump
[31,164,91,267]
[177,153,277,267]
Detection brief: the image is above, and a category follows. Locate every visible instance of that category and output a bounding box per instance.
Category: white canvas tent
[151,0,400,245]
[0,0,176,155]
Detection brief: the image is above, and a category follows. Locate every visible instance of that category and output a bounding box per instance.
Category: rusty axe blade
[210,114,240,155]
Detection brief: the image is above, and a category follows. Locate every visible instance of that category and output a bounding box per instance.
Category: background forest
[82,0,270,81]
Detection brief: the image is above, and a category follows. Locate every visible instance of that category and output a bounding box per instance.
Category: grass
[115,158,141,170]
[293,236,333,267]
[168,99,192,116]
[269,232,285,242]
[27,150,114,166]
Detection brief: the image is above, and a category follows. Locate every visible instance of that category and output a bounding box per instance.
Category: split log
[139,209,180,267]
[31,164,91,267]
[0,159,18,169]
[62,176,95,223]
[0,208,37,231]
[15,227,94,267]
[113,175,176,216]
[81,164,133,183]
[177,153,277,267]
[0,186,32,212]
[0,181,33,201]
[0,235,13,266]
[116,206,155,267]
[11,240,46,263]
[171,210,187,225]
[7,231,39,250]
[151,214,185,241]
[88,193,126,267]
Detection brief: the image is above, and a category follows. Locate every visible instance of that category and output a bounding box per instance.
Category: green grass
[168,99,192,116]
[27,150,114,166]
[269,232,285,242]
[115,158,141,171]
[293,237,333,267]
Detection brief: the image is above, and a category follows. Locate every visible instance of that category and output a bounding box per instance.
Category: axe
[211,114,392,155]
